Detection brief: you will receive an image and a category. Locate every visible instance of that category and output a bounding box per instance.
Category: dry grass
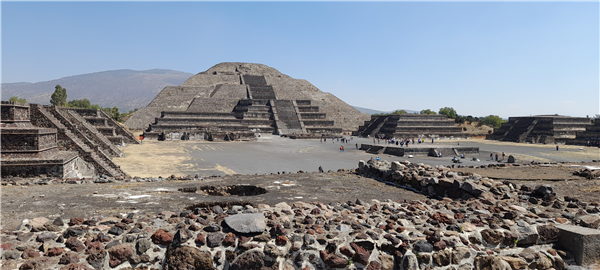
[583,186,600,193]
[114,140,197,178]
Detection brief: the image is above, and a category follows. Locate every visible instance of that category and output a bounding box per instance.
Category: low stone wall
[361,144,478,157]
[1,153,79,178]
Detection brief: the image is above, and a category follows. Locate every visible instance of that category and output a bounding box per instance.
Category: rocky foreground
[2,159,600,270]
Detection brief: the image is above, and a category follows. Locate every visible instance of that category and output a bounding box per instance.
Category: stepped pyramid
[354,114,466,139]
[124,63,370,140]
[487,115,591,144]
[1,102,138,178]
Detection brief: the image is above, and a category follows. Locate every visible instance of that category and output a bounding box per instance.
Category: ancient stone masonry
[567,118,600,147]
[355,114,466,139]
[487,115,592,144]
[1,102,95,179]
[125,62,369,140]
[1,102,139,178]
[359,143,479,158]
[3,162,600,269]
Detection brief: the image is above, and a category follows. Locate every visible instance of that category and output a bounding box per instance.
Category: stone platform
[487,115,592,144]
[359,143,479,158]
[1,102,96,178]
[354,114,466,139]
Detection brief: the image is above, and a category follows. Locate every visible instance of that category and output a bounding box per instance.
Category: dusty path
[0,172,427,231]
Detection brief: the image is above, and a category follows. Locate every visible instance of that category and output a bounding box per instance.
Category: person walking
[340,146,344,152]
[355,143,358,149]
[490,153,494,160]
[556,145,559,151]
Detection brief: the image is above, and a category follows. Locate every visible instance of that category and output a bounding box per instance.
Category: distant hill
[352,106,418,115]
[1,69,194,112]
[3,69,421,116]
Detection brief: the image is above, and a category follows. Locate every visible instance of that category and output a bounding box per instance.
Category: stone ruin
[567,118,600,147]
[354,114,466,139]
[1,102,94,179]
[1,102,139,178]
[124,62,370,141]
[487,115,592,144]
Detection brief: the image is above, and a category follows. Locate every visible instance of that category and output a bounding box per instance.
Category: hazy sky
[2,1,598,118]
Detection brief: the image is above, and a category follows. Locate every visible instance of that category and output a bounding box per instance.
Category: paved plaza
[114,136,600,178]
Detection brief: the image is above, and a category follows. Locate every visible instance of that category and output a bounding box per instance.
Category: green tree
[8,96,27,103]
[67,98,92,108]
[479,115,505,128]
[50,85,67,106]
[420,109,437,115]
[438,107,457,119]
[391,110,408,115]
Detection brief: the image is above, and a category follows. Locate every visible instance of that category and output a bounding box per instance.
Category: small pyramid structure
[125,62,369,140]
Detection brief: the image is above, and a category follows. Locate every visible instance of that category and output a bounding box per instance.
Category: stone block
[557,224,600,266]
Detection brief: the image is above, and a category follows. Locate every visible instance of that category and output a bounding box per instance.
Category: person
[432,138,434,144]
[490,153,493,160]
[502,152,505,160]
[376,156,381,161]
[355,143,358,149]
[556,145,559,151]
[495,153,498,161]
[340,146,344,152]
[318,166,324,173]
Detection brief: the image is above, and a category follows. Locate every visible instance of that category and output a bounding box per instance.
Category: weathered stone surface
[537,224,560,243]
[576,214,600,229]
[164,245,215,270]
[557,224,600,266]
[229,250,264,270]
[400,251,418,270]
[59,251,80,265]
[107,244,134,267]
[224,213,266,234]
[86,246,106,270]
[151,229,173,245]
[207,232,224,248]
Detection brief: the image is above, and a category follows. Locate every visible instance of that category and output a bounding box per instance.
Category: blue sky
[2,1,598,118]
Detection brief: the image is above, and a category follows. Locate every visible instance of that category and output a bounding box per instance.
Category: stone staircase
[358,115,389,137]
[356,114,465,139]
[62,109,123,157]
[273,100,304,134]
[32,105,128,178]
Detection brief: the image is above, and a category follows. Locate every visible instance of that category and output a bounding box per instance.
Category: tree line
[372,107,506,128]
[5,85,136,122]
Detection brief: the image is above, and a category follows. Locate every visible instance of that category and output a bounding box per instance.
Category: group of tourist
[372,137,433,147]
[320,137,353,144]
[490,152,506,161]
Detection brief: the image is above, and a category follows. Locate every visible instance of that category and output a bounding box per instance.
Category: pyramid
[124,62,370,140]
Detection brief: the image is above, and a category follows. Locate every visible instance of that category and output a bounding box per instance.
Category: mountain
[1,69,194,112]
[352,106,418,115]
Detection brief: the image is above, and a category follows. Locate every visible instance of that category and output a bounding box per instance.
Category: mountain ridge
[1,69,194,112]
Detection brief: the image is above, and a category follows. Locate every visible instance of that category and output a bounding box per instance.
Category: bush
[439,107,457,119]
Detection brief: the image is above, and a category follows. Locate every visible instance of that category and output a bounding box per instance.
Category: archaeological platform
[124,62,370,141]
[354,114,466,139]
[487,115,593,144]
[1,102,139,179]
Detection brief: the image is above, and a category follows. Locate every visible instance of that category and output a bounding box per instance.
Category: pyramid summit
[125,62,370,140]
